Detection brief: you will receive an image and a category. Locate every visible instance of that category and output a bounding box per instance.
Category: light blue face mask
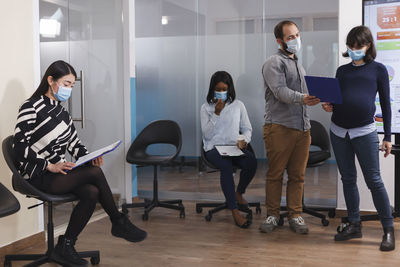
[347,47,365,61]
[285,37,301,54]
[53,85,72,102]
[214,91,227,101]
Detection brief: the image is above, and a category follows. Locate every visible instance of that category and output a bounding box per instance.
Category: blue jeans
[205,148,257,210]
[330,130,393,228]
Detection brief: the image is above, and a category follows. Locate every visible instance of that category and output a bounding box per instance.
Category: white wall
[336,0,395,211]
[0,0,43,247]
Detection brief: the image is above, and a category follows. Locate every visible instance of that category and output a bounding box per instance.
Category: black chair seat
[308,150,330,166]
[127,155,175,166]
[0,182,20,218]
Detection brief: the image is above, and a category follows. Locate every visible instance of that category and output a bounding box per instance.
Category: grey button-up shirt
[262,49,310,131]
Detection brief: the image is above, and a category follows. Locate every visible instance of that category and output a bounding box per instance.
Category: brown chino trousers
[263,123,310,219]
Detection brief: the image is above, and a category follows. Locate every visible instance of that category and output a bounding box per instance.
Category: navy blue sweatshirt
[332,61,391,141]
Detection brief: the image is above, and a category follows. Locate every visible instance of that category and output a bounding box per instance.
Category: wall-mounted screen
[364,0,400,133]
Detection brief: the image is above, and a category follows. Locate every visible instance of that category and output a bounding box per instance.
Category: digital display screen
[364,0,400,133]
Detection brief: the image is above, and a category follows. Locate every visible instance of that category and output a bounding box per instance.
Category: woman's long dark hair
[206,71,236,104]
[31,60,77,99]
[342,25,376,63]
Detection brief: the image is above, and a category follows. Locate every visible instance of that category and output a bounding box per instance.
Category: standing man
[259,21,320,234]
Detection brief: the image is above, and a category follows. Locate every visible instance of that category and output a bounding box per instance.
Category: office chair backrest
[2,136,55,200]
[0,182,20,218]
[310,120,330,152]
[127,120,182,163]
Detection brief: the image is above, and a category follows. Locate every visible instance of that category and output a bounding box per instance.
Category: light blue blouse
[200,100,252,152]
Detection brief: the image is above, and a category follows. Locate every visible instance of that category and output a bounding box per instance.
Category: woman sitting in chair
[200,71,257,228]
[13,60,147,267]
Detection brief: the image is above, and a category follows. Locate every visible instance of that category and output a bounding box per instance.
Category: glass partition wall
[135,0,339,208]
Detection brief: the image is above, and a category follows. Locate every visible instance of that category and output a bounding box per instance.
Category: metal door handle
[69,70,85,128]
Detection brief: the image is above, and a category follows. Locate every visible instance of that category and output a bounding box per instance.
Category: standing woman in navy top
[200,71,257,228]
[14,60,147,267]
[322,26,394,251]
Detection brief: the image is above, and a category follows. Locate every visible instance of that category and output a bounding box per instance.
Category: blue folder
[304,76,342,104]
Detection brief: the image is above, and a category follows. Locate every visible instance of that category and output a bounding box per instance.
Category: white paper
[215,145,244,157]
[73,140,122,168]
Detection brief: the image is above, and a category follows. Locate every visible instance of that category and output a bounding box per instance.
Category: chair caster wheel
[91,255,100,265]
[256,206,261,214]
[322,219,329,226]
[180,210,185,218]
[142,213,149,221]
[278,217,284,226]
[205,214,212,221]
[196,206,203,213]
[328,210,336,218]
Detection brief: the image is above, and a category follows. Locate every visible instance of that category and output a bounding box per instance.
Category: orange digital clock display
[378,6,400,29]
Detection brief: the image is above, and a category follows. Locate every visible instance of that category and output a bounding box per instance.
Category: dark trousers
[205,148,257,210]
[30,165,120,239]
[330,130,393,228]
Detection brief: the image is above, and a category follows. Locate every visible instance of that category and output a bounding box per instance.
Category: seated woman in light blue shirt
[200,71,257,228]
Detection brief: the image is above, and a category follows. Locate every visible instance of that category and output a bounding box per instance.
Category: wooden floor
[10,202,400,267]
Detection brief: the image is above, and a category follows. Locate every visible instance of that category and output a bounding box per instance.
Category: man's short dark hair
[274,20,298,40]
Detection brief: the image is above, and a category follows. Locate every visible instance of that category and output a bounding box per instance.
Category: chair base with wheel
[4,201,100,267]
[122,165,185,221]
[278,203,334,227]
[196,201,261,221]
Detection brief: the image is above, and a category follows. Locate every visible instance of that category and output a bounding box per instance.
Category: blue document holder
[305,76,342,104]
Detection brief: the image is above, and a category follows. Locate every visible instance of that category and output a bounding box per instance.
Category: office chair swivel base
[196,202,261,222]
[4,251,100,267]
[122,199,185,221]
[279,206,330,227]
[4,203,99,267]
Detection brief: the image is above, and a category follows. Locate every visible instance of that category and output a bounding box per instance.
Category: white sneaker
[289,216,309,234]
[259,215,279,233]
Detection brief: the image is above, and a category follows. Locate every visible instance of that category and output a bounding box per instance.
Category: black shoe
[111,213,147,242]
[52,235,88,267]
[334,221,362,241]
[235,219,252,229]
[237,202,249,211]
[380,227,395,251]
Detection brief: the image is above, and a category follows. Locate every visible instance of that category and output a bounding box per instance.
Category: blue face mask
[347,47,365,61]
[214,91,227,101]
[53,85,72,102]
[285,37,301,54]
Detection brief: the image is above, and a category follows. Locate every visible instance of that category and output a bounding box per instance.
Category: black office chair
[121,120,185,220]
[0,182,20,219]
[2,136,100,267]
[279,120,335,227]
[196,142,261,221]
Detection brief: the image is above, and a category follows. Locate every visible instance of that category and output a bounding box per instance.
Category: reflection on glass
[136,0,339,207]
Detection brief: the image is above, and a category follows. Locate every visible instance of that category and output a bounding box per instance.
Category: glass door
[39,0,126,227]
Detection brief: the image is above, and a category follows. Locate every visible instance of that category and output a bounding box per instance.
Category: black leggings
[30,165,120,239]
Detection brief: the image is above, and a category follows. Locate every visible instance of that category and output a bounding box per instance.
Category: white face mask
[285,37,302,54]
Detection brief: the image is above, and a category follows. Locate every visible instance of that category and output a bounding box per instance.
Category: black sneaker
[52,235,88,267]
[334,221,362,241]
[111,213,147,243]
[380,227,395,251]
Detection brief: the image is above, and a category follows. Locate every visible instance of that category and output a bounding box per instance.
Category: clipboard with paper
[73,140,122,169]
[215,145,244,157]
